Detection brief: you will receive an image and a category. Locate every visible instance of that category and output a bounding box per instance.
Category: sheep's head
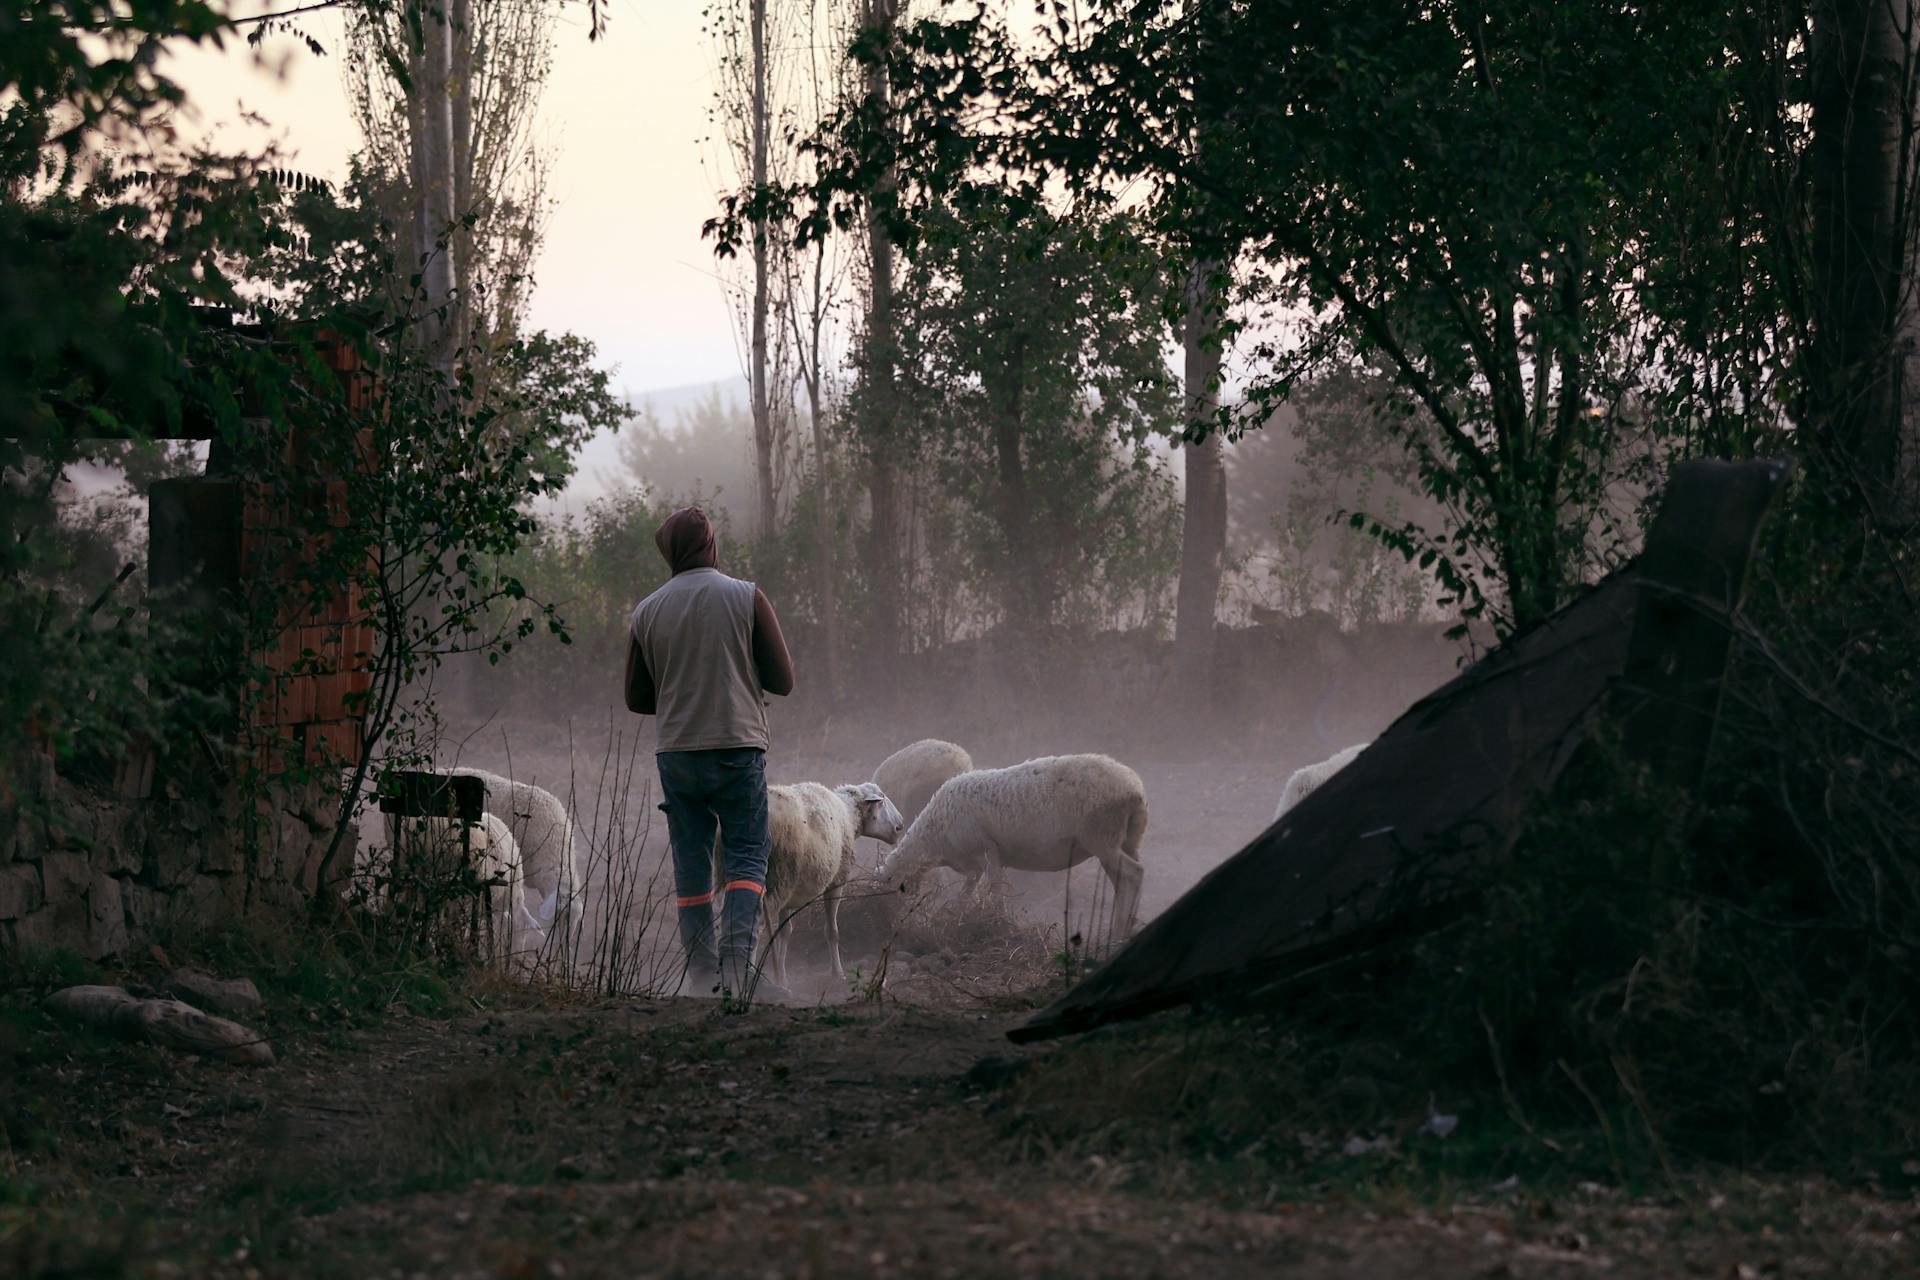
[876,838,923,891]
[877,814,943,893]
[838,782,905,845]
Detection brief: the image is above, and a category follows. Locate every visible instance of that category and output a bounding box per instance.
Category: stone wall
[0,755,345,960]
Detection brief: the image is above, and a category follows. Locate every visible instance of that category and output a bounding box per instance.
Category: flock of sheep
[369,738,1369,993]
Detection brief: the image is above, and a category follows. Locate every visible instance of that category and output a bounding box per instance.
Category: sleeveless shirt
[628,568,770,752]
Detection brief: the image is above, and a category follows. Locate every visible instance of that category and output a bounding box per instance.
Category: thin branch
[230,0,357,26]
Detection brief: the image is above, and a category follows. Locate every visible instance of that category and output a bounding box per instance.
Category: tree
[0,3,618,903]
[855,0,905,670]
[1171,256,1227,699]
[344,0,556,379]
[892,194,1181,635]
[0,3,269,792]
[782,0,861,694]
[708,0,799,538]
[746,1,1782,635]
[237,177,621,895]
[1807,0,1920,519]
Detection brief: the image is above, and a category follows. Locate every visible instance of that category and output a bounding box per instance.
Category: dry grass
[7,958,1915,1280]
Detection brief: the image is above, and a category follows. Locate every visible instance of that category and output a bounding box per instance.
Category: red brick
[302,720,362,767]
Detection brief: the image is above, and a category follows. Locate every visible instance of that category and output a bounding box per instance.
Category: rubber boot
[718,886,791,1004]
[676,903,721,998]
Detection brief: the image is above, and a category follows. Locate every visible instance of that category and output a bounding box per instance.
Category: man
[625,506,796,1000]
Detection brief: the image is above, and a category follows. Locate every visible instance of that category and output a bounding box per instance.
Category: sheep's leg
[1094,846,1145,941]
[823,880,845,982]
[982,845,1010,906]
[768,909,791,987]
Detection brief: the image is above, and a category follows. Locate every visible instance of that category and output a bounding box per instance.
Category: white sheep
[879,754,1148,941]
[872,739,974,827]
[717,781,904,986]
[444,766,583,933]
[398,813,547,966]
[1273,743,1368,821]
[336,768,565,957]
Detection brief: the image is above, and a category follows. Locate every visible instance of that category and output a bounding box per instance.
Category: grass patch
[988,1004,1652,1207]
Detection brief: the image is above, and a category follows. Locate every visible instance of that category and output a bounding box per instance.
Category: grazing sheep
[879,754,1148,940]
[719,781,904,985]
[872,739,974,827]
[1274,743,1368,821]
[397,813,547,965]
[444,767,583,932]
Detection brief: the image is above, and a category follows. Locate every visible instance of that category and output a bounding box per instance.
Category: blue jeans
[656,747,770,970]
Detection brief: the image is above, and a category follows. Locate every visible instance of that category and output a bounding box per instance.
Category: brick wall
[243,333,377,773]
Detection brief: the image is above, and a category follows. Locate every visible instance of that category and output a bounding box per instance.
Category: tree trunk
[804,365,841,698]
[450,0,474,350]
[992,342,1037,634]
[406,32,431,300]
[418,3,458,376]
[862,0,903,680]
[750,0,777,538]
[1172,258,1227,703]
[1809,0,1920,516]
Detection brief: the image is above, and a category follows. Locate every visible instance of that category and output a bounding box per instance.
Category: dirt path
[10,980,1915,1280]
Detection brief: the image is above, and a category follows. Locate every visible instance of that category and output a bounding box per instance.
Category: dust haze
[409,384,1463,987]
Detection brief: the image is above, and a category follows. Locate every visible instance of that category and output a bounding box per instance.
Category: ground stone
[0,863,43,920]
[164,968,264,1018]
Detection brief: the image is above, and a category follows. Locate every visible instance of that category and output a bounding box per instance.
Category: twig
[1610,1052,1686,1203]
[1556,1058,1624,1185]
[1479,1004,1563,1152]
[1727,610,1920,771]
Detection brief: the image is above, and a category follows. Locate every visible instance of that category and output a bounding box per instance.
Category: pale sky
[161,0,748,398]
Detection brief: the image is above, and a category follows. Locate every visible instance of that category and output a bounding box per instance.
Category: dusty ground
[147,694,1913,1277]
[5,945,1916,1280]
[425,695,1338,947]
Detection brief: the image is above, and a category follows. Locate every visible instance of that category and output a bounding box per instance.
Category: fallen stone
[163,968,264,1018]
[44,985,274,1067]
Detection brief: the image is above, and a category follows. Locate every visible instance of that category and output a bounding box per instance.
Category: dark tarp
[1010,459,1793,1044]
